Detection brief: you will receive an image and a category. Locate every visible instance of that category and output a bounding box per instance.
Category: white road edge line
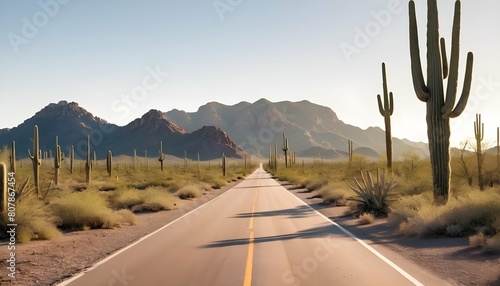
[285,186,425,286]
[56,179,245,286]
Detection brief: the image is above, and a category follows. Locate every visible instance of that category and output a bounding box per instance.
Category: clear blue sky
[1,0,499,147]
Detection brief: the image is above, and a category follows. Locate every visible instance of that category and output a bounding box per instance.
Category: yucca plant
[344,169,398,217]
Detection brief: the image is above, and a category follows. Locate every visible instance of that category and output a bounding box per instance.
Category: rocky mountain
[164,99,429,159]
[0,101,245,160]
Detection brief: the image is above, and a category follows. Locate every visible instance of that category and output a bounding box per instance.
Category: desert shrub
[110,188,143,209]
[110,187,175,212]
[175,183,208,199]
[131,187,175,212]
[11,196,61,243]
[316,183,351,205]
[201,173,227,189]
[486,234,500,251]
[51,189,127,229]
[116,209,137,225]
[469,233,486,248]
[358,213,375,225]
[391,188,500,237]
[345,169,398,217]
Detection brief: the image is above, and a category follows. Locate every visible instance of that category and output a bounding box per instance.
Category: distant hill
[0,101,244,160]
[164,99,429,159]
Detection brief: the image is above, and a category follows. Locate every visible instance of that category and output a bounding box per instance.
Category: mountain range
[0,101,245,160]
[0,99,430,161]
[164,98,429,159]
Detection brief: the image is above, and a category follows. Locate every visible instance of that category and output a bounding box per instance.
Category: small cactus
[474,114,484,190]
[27,125,41,198]
[69,145,74,174]
[282,133,289,168]
[159,141,166,172]
[54,136,64,185]
[9,141,16,173]
[0,162,7,217]
[107,150,113,177]
[222,153,226,176]
[85,135,92,184]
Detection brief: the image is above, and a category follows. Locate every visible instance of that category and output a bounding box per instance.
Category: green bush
[12,196,61,243]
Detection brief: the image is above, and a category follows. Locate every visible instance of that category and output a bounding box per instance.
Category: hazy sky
[1,0,499,147]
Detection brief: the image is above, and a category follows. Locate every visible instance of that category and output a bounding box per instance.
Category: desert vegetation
[266,146,500,251]
[0,136,254,243]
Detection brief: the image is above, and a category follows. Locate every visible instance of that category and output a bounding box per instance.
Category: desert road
[58,165,448,286]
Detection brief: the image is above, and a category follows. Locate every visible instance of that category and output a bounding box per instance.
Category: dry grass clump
[391,188,500,237]
[316,183,350,205]
[51,189,135,229]
[175,182,211,199]
[110,187,175,212]
[12,196,62,243]
[358,213,375,225]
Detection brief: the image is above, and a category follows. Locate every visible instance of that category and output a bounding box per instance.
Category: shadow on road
[200,224,344,249]
[232,205,314,219]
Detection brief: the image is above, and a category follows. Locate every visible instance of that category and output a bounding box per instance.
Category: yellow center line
[243,180,260,286]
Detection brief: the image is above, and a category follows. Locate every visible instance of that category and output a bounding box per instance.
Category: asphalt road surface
[58,165,447,286]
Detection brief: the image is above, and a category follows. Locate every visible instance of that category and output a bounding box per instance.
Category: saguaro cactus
[348,139,353,167]
[133,149,137,169]
[107,150,113,177]
[474,114,484,190]
[377,62,394,171]
[69,145,74,174]
[222,153,226,176]
[282,133,289,168]
[159,141,165,172]
[54,136,64,185]
[28,125,41,198]
[409,0,474,203]
[85,135,92,184]
[0,162,7,217]
[497,127,499,170]
[9,141,16,173]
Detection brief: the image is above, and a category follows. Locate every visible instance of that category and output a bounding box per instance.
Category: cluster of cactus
[54,136,64,185]
[377,62,394,171]
[27,125,41,198]
[158,141,165,172]
[474,114,484,190]
[282,134,289,168]
[107,150,113,177]
[409,0,473,203]
[85,135,92,184]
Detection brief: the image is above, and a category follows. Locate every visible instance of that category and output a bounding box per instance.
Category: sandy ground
[1,177,499,286]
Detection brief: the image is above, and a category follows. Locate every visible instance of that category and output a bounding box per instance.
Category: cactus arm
[377,94,385,116]
[409,0,430,102]
[440,38,448,79]
[444,52,473,118]
[442,1,462,115]
[28,149,34,160]
[389,92,394,115]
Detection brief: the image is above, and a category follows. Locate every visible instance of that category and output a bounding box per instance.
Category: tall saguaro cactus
[28,125,41,198]
[409,0,474,203]
[377,62,394,171]
[85,135,92,184]
[159,141,165,172]
[222,153,226,176]
[69,145,74,174]
[54,136,64,185]
[107,150,113,177]
[474,114,484,190]
[348,139,353,167]
[282,133,289,168]
[9,141,16,173]
[497,127,499,170]
[0,163,7,217]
